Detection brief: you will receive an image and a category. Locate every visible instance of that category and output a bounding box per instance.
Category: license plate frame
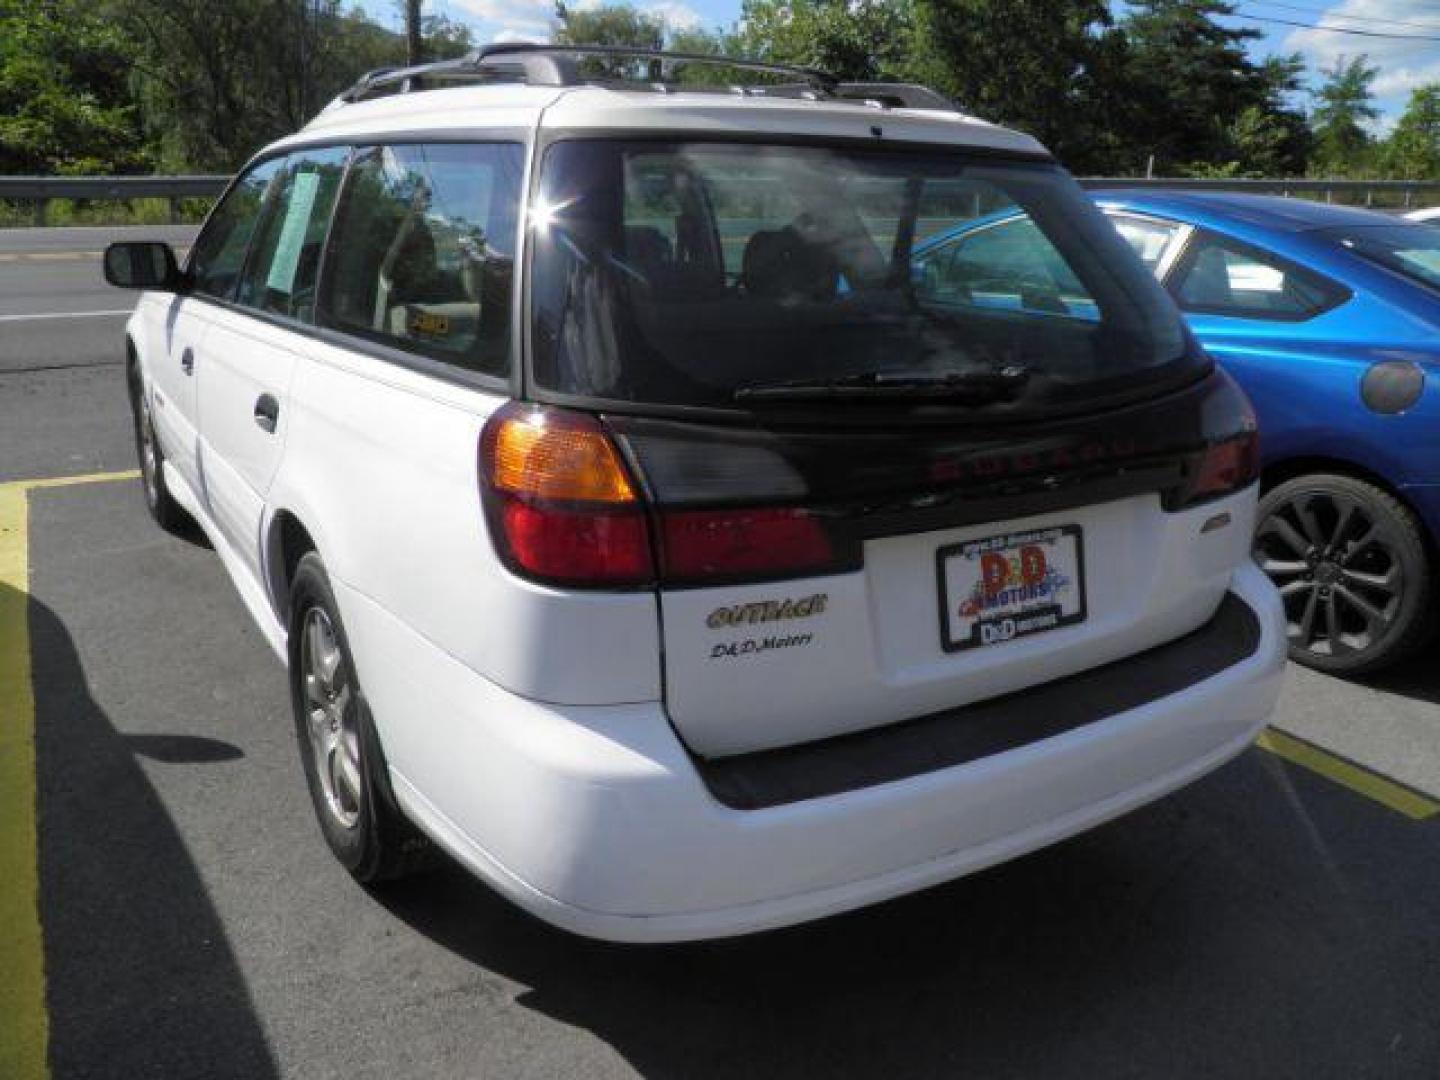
[936,524,1088,653]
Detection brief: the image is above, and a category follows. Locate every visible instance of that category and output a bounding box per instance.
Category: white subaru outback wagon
[105,44,1286,942]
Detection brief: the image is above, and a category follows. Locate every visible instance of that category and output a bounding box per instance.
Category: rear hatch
[522,136,1258,758]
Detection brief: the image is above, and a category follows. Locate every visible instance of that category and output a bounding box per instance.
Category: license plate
[937,525,1087,652]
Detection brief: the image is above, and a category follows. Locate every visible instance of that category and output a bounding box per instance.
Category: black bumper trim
[694,591,1262,811]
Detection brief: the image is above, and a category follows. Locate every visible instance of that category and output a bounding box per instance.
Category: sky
[377,0,1440,127]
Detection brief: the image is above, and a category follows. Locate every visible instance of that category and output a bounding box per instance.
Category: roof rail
[835,82,956,112]
[334,42,957,113]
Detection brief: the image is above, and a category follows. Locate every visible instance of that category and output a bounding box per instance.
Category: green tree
[554,2,665,49]
[736,0,914,81]
[553,4,744,84]
[1382,84,1440,180]
[421,13,476,59]
[1121,1,1305,176]
[1310,55,1379,177]
[0,0,149,174]
[908,0,1125,173]
[117,0,468,171]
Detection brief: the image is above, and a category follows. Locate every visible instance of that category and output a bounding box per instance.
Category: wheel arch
[124,335,141,393]
[266,509,319,623]
[1261,454,1437,557]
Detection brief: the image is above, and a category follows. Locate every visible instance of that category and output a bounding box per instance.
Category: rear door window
[188,157,287,300]
[1172,234,1345,320]
[235,147,349,322]
[319,142,524,376]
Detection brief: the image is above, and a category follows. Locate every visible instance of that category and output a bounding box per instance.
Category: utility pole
[405,0,423,66]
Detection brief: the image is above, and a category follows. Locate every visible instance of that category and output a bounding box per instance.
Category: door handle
[253,394,280,434]
[180,348,194,376]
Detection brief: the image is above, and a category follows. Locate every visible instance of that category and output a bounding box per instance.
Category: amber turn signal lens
[486,408,636,504]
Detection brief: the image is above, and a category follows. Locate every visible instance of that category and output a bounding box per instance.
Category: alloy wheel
[1254,490,1402,661]
[136,393,160,506]
[300,607,364,830]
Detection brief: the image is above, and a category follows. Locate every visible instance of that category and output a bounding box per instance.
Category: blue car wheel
[1254,474,1434,675]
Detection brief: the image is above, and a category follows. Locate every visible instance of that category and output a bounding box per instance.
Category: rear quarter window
[318,142,525,377]
[1172,233,1348,321]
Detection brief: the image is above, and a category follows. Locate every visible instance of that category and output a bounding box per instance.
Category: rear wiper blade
[733,366,1031,403]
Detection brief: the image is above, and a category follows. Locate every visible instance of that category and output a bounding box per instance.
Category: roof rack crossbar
[334,43,958,113]
[339,57,516,103]
[473,42,838,93]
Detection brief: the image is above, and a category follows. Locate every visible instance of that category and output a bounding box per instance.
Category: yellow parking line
[0,484,45,1080]
[0,252,104,262]
[1257,728,1440,821]
[21,469,141,492]
[0,469,138,1080]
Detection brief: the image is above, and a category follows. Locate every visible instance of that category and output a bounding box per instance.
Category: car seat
[740,226,840,301]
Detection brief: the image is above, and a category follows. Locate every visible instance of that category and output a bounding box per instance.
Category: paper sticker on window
[409,310,450,337]
[265,171,321,295]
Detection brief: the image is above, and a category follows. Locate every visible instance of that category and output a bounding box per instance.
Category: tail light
[480,404,653,587]
[1170,374,1260,508]
[480,404,856,589]
[1183,430,1260,505]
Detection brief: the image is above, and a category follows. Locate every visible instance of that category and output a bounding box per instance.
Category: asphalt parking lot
[4,228,1440,1079]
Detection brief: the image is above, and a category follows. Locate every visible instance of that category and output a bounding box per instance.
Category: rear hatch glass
[1324,222,1440,294]
[529,140,1197,417]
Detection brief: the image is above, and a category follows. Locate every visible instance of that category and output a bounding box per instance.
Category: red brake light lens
[658,507,836,582]
[501,502,653,583]
[480,405,654,588]
[1178,430,1260,508]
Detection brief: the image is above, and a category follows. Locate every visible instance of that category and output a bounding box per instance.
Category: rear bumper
[340,561,1286,943]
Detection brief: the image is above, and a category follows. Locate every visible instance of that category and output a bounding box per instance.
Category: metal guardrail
[5,173,1440,225]
[1080,177,1440,208]
[0,175,228,225]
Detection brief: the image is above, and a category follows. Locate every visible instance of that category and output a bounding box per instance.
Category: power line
[1230,11,1440,43]
[1244,1,1440,34]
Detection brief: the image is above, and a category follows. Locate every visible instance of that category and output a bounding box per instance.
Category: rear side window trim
[180,143,518,398]
[1166,228,1351,323]
[179,131,532,397]
[313,139,527,382]
[177,292,518,396]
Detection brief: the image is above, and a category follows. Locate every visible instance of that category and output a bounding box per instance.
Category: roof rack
[835,82,956,111]
[334,43,957,114]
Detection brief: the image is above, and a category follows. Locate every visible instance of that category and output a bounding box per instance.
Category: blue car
[915,191,1440,675]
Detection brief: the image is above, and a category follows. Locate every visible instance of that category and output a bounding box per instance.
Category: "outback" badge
[706,593,828,629]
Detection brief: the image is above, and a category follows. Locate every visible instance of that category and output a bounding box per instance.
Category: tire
[288,553,434,883]
[127,366,191,534]
[1254,473,1434,676]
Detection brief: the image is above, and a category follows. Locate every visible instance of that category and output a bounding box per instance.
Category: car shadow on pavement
[376,746,1440,1079]
[1355,649,1440,706]
[19,583,279,1079]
